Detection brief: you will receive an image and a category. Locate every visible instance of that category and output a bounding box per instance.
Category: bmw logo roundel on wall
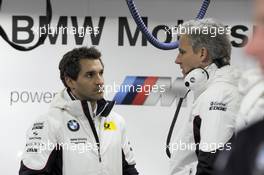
[67,120,80,132]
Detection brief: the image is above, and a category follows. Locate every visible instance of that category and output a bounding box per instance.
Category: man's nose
[175,54,181,64]
[95,74,104,85]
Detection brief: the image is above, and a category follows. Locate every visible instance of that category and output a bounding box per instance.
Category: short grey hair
[179,18,231,68]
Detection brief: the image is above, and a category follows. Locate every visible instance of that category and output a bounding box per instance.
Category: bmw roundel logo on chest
[67,120,80,132]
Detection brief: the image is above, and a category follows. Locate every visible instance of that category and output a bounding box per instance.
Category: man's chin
[182,71,187,77]
[95,93,104,100]
[180,70,186,77]
[85,94,104,102]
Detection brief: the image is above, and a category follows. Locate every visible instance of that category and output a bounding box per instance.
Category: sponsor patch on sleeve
[209,101,227,111]
[104,121,117,131]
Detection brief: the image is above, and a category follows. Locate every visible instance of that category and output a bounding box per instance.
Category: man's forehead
[80,59,101,65]
[179,34,189,41]
[79,59,103,70]
[179,35,191,47]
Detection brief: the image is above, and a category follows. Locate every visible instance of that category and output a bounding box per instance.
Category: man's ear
[65,76,75,90]
[199,47,210,64]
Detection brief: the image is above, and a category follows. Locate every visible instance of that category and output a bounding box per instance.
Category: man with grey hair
[169,18,241,175]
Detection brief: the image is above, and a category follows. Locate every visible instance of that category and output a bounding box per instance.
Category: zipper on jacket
[81,101,103,163]
[94,110,102,163]
[98,150,102,162]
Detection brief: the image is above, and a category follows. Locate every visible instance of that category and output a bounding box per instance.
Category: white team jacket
[19,89,137,175]
[169,63,241,175]
[236,68,264,131]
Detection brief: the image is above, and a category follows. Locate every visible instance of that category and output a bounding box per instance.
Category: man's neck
[90,101,97,112]
[69,89,97,112]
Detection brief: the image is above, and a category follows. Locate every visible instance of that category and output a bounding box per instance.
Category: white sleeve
[118,114,139,175]
[236,81,264,131]
[169,117,198,175]
[199,88,239,152]
[121,118,136,165]
[20,114,60,171]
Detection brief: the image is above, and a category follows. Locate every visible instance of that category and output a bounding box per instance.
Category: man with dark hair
[19,47,139,175]
[169,18,241,175]
[59,47,104,89]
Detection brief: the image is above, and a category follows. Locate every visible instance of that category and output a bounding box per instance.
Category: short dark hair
[59,46,103,88]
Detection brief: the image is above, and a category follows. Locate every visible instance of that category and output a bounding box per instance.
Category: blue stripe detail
[122,76,146,104]
[113,76,137,104]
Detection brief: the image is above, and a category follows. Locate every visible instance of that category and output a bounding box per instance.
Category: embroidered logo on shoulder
[32,122,44,130]
[104,121,117,131]
[209,102,227,111]
[67,120,80,132]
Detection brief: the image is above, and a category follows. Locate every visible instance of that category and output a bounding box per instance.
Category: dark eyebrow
[179,48,185,53]
[84,71,95,75]
[84,68,104,75]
